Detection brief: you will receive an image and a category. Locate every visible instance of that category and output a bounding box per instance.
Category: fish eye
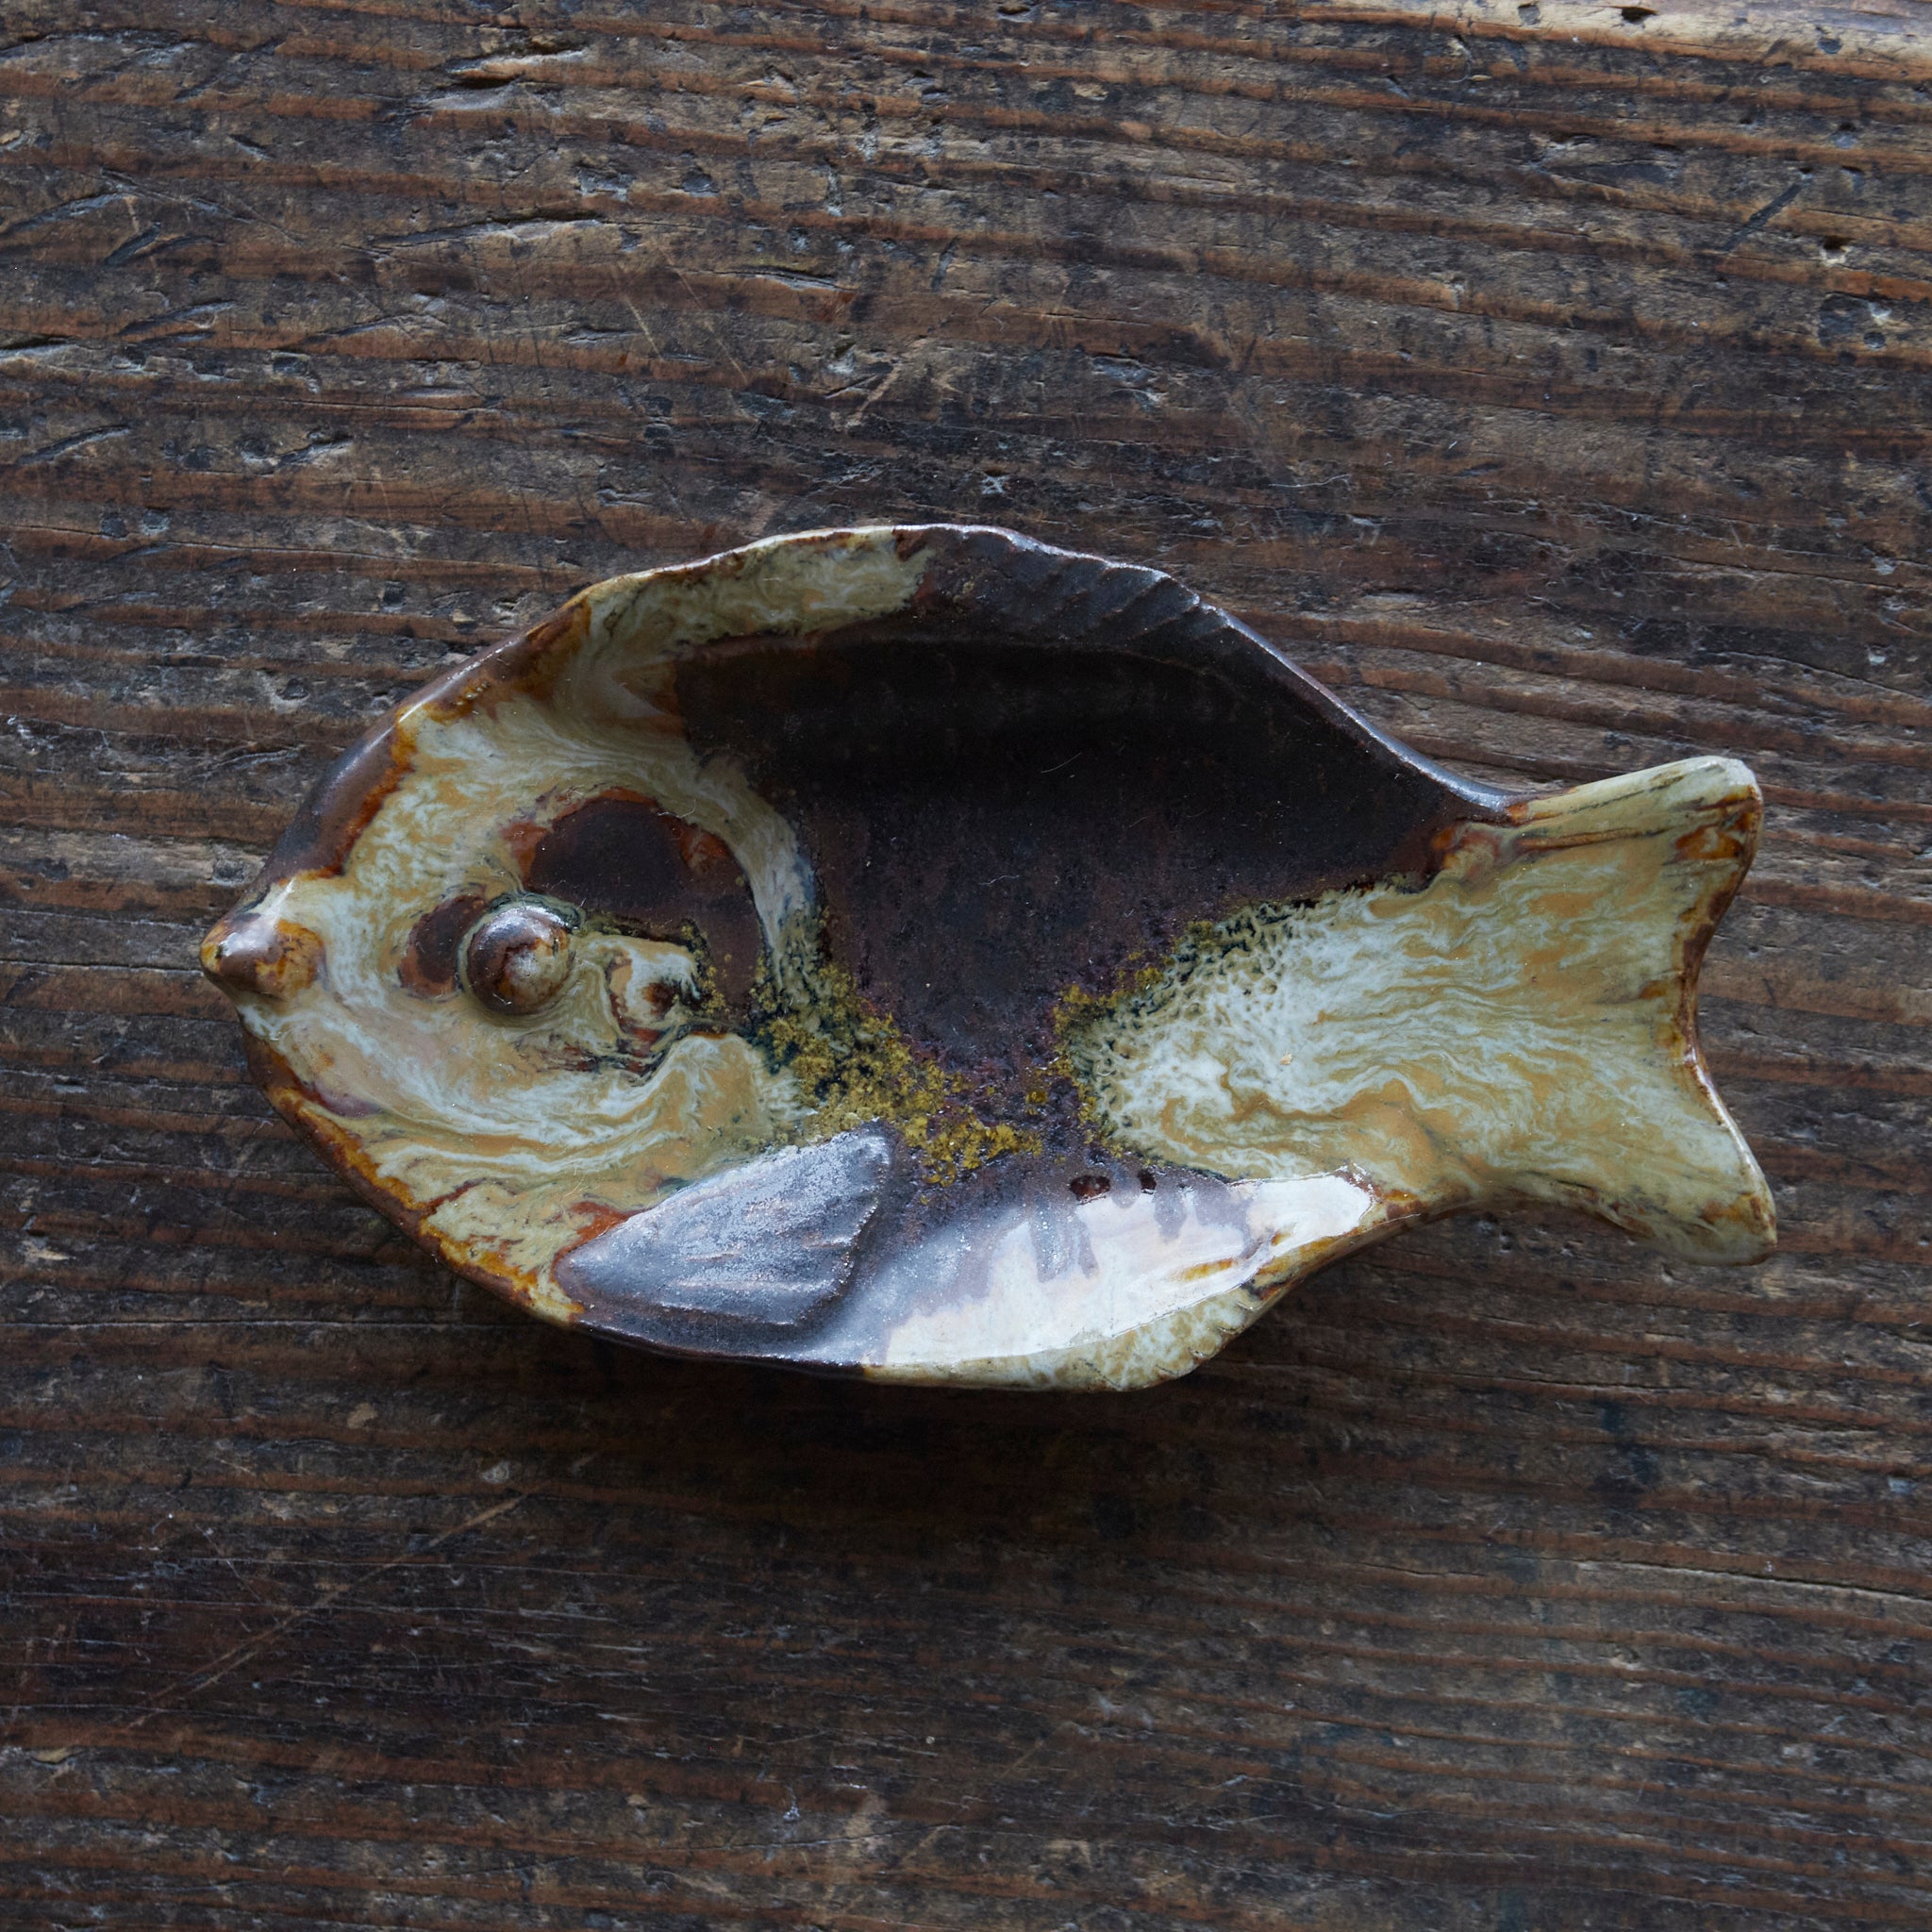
[458,898,579,1017]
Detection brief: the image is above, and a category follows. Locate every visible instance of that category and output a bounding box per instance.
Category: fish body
[203,525,1774,1390]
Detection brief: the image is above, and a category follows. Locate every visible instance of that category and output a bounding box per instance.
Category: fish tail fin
[1469,756,1774,1263]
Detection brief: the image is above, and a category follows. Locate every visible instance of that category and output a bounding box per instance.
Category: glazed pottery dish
[203,525,1774,1390]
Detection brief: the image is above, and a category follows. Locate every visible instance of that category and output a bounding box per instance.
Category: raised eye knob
[459,899,579,1016]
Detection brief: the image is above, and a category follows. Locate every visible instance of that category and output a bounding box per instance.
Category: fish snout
[202,911,325,1001]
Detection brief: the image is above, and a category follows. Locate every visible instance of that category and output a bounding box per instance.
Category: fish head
[200,528,937,1311]
[197,756,799,1315]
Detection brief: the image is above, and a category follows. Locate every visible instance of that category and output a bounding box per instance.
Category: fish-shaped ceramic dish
[203,525,1774,1390]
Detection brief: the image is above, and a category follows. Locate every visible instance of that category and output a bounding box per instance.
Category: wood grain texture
[2,0,1929,1924]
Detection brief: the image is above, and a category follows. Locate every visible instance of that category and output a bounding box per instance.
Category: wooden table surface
[4,1,1930,1924]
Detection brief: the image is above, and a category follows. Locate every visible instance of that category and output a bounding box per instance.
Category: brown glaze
[519,793,764,1015]
[676,625,1488,1136]
[399,891,494,999]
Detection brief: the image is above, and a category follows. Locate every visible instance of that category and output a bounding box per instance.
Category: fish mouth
[202,909,325,1001]
[532,1021,728,1081]
[597,1024,667,1074]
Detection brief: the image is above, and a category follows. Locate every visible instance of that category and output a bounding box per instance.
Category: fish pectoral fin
[1473,756,1774,1263]
[555,1124,898,1341]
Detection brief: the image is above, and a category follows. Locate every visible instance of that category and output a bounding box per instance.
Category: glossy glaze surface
[203,525,1774,1387]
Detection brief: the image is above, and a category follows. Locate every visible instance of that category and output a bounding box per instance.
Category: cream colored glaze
[1064,757,1775,1265]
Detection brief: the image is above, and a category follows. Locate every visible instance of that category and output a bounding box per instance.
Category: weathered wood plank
[3,0,1930,1924]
